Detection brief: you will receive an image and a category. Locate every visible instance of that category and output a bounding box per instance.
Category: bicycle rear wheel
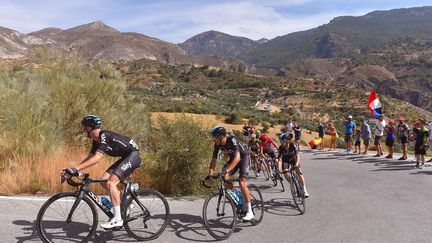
[123,188,170,241]
[36,192,97,243]
[247,184,264,226]
[203,191,237,240]
[290,174,306,214]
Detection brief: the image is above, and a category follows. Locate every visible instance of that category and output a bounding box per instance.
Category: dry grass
[0,147,111,195]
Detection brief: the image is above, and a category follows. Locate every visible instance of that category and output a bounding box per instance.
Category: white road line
[0,196,50,201]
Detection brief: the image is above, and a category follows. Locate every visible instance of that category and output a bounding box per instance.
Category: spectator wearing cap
[361,119,371,155]
[344,115,356,153]
[411,118,429,169]
[384,119,396,159]
[373,115,386,157]
[396,117,410,160]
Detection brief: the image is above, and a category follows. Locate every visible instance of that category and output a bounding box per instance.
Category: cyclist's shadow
[167,213,240,242]
[264,198,303,216]
[13,220,39,243]
[13,219,134,243]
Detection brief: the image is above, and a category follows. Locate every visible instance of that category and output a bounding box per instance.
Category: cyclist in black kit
[208,126,254,221]
[62,115,141,229]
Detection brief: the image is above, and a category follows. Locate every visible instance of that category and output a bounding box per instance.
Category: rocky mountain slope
[180,30,259,59]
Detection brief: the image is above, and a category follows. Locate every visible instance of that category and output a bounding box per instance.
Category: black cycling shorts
[282,158,296,171]
[265,150,279,160]
[400,136,408,145]
[106,151,142,180]
[224,155,250,179]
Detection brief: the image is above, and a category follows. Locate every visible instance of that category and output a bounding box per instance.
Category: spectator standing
[286,120,294,140]
[353,128,361,154]
[384,119,396,159]
[318,121,325,150]
[294,123,302,151]
[326,122,338,151]
[427,120,432,163]
[397,117,410,160]
[411,118,429,169]
[242,123,251,141]
[373,115,386,157]
[361,119,371,155]
[344,115,356,153]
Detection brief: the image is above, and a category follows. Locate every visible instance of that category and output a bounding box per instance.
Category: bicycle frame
[65,174,148,224]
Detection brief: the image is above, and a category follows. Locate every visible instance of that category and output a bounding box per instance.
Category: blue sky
[1,0,431,43]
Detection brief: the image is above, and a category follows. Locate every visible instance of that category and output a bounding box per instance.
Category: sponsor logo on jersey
[121,161,132,171]
[101,133,107,144]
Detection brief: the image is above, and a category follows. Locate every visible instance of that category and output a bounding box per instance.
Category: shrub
[262,122,270,133]
[145,115,213,196]
[225,112,243,124]
[0,49,150,156]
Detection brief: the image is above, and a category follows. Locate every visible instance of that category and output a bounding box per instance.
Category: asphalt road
[2,150,432,243]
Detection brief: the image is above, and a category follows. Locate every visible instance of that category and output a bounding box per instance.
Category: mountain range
[1,6,432,114]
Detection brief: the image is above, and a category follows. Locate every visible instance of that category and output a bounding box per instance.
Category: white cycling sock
[247,203,252,214]
[113,206,122,220]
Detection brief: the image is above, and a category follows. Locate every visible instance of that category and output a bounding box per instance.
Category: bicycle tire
[290,173,306,214]
[279,176,285,192]
[251,158,259,177]
[123,188,170,241]
[36,192,98,243]
[260,159,270,181]
[203,191,237,240]
[247,184,264,226]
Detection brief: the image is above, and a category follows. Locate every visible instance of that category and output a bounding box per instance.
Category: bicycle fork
[216,191,228,217]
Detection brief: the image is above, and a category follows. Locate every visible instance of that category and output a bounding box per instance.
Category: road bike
[201,173,264,240]
[36,170,170,242]
[288,166,306,214]
[250,152,270,180]
[266,157,285,192]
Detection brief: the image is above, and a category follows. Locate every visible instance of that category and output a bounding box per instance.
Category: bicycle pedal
[112,226,123,231]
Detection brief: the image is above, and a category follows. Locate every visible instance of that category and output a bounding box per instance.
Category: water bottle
[227,189,240,205]
[101,196,112,210]
[235,189,243,206]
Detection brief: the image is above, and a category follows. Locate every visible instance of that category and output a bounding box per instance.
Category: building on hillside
[254,100,281,113]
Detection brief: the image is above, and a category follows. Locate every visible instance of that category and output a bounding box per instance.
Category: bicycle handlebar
[201,173,236,188]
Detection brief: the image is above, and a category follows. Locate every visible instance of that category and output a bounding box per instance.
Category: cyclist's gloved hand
[64,167,79,176]
[220,170,227,178]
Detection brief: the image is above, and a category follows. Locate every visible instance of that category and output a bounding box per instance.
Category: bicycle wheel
[36,192,97,243]
[247,185,264,226]
[251,159,259,177]
[290,174,306,214]
[123,188,170,241]
[203,191,237,240]
[279,176,285,192]
[260,159,270,181]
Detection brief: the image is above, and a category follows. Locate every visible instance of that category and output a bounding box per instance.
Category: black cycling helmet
[210,125,226,137]
[81,115,102,129]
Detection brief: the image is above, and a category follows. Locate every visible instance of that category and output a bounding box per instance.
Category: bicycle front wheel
[123,188,170,241]
[290,174,306,214]
[248,184,264,226]
[36,192,98,243]
[202,191,237,240]
[260,159,270,180]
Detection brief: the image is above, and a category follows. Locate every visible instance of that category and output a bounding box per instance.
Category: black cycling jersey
[278,142,297,164]
[90,130,139,158]
[212,135,248,160]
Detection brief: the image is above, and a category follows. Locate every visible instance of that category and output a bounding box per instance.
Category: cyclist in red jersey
[258,134,280,178]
